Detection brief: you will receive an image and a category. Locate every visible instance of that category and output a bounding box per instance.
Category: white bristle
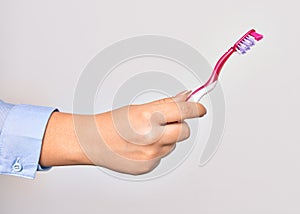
[236,35,257,54]
[238,43,249,54]
[243,39,253,47]
[246,36,256,45]
[242,41,251,49]
[236,48,243,54]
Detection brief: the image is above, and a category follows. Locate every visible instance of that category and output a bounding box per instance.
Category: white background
[0,0,299,213]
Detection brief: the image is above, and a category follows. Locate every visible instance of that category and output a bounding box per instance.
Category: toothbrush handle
[187,47,235,102]
[189,81,218,102]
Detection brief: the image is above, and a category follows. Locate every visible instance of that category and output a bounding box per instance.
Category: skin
[39,91,206,175]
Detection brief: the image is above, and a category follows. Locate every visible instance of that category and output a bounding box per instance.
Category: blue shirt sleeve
[0,100,14,135]
[0,100,57,179]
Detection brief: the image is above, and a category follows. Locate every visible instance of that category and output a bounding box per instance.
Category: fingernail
[174,90,192,102]
[175,89,188,97]
[184,90,192,96]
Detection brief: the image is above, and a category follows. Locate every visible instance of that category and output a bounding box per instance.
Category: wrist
[40,112,93,167]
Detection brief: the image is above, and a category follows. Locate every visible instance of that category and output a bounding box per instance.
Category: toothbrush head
[187,28,264,102]
[234,29,263,54]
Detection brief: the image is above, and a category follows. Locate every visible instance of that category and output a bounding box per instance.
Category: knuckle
[131,161,160,175]
[142,124,164,144]
[143,147,159,160]
[183,124,191,139]
[170,144,176,153]
[180,103,191,117]
[163,145,176,156]
[151,111,165,124]
[144,130,158,144]
[141,110,152,120]
[178,122,190,141]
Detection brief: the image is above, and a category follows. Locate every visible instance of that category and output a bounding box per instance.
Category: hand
[40,91,206,175]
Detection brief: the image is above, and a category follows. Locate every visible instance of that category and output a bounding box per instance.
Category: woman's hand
[40,91,206,175]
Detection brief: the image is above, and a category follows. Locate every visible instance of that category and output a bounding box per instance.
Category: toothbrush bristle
[235,29,263,54]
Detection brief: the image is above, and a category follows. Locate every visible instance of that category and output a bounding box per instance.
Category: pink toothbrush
[186,29,263,102]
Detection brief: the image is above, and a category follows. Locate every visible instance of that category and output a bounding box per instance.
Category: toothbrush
[186,29,263,102]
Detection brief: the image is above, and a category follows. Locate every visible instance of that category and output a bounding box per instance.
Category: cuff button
[12,158,23,172]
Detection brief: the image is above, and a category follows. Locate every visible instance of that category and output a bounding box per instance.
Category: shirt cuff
[0,104,57,179]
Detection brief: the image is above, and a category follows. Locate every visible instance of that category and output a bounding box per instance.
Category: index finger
[152,101,207,124]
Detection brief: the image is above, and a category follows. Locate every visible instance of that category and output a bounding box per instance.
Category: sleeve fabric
[0,100,14,135]
[0,100,57,179]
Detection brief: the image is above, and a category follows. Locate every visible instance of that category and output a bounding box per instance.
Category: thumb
[173,90,192,102]
[146,90,192,105]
